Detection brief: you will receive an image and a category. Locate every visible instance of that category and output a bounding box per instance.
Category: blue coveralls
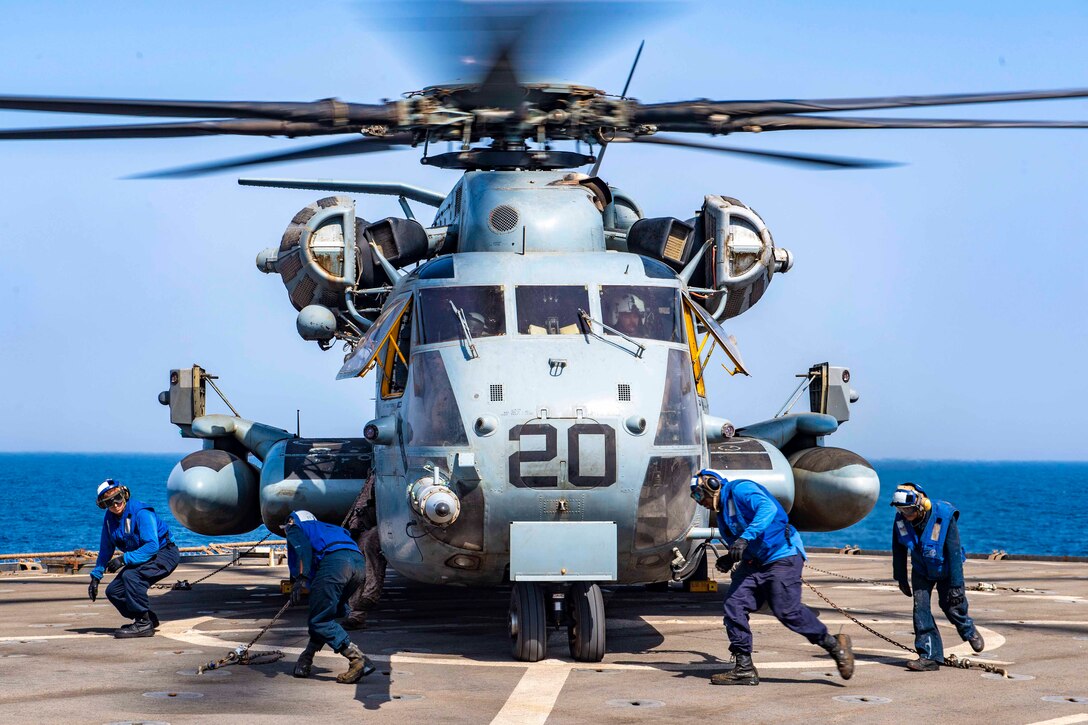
[892,502,978,661]
[716,479,829,655]
[285,515,366,652]
[90,500,180,619]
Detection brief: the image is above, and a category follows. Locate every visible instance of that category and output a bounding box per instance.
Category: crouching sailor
[88,479,180,638]
[690,469,854,685]
[284,510,375,684]
[891,483,984,671]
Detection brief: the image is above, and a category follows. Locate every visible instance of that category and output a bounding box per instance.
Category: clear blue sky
[1,1,1085,460]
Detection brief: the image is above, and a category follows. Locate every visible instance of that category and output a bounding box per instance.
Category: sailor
[341,473,388,630]
[284,510,375,683]
[891,483,984,671]
[88,479,180,638]
[690,469,854,685]
[610,293,645,337]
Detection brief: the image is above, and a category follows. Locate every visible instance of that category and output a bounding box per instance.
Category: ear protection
[890,482,931,512]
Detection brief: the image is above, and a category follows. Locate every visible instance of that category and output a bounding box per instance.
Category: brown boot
[341,612,367,631]
[335,641,375,684]
[820,633,855,680]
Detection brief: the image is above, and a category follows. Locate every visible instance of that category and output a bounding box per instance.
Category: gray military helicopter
[5,9,1088,662]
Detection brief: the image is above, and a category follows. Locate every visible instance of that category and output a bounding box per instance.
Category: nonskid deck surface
[1,554,1085,724]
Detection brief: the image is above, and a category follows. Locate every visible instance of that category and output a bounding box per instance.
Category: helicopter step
[508,522,617,662]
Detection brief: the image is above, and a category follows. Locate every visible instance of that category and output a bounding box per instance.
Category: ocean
[0,454,1084,557]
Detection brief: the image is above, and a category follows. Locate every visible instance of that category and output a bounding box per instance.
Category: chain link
[801,575,1008,677]
[197,598,292,673]
[151,532,276,590]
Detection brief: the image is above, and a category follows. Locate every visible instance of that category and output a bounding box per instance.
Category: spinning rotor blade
[717,116,1088,132]
[633,87,1088,127]
[621,135,897,169]
[131,134,416,179]
[0,94,395,123]
[0,119,362,140]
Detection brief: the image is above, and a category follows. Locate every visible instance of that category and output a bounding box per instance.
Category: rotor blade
[721,116,1088,132]
[466,43,524,109]
[0,94,395,123]
[0,119,363,140]
[621,135,898,169]
[633,87,1088,124]
[130,134,416,179]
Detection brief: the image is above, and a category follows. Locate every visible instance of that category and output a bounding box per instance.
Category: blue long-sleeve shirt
[90,505,164,579]
[715,480,804,564]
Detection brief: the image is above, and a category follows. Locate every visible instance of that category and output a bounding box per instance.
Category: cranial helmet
[466,311,487,334]
[614,293,645,315]
[287,510,317,527]
[96,478,130,509]
[890,482,931,514]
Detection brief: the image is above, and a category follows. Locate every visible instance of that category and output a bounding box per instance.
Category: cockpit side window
[599,286,683,343]
[514,286,589,335]
[418,286,506,344]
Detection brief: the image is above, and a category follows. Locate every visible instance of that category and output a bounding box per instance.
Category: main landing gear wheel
[510,581,547,662]
[567,582,606,662]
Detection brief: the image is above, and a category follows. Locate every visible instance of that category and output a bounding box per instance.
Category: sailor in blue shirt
[88,479,180,638]
[691,469,854,685]
[891,483,984,671]
[284,510,375,684]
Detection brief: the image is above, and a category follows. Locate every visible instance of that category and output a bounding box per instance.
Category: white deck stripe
[1024,715,1088,725]
[490,664,572,725]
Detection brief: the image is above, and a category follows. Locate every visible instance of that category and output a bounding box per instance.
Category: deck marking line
[1025,715,1088,725]
[490,663,572,725]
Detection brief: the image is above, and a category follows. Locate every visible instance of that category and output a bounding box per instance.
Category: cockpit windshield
[515,286,589,335]
[599,286,683,342]
[418,286,506,344]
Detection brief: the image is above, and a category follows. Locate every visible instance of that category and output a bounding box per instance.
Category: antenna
[589,40,644,178]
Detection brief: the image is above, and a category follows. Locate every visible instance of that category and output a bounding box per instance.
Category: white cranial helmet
[614,293,645,315]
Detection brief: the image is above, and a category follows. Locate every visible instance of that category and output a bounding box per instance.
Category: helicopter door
[336,294,412,380]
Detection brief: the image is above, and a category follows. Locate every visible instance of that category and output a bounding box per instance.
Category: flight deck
[1,552,1085,724]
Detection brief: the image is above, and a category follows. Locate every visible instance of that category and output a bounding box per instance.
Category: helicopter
[3,3,1088,664]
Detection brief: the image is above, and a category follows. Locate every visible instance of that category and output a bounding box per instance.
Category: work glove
[897,579,912,598]
[289,576,306,607]
[105,555,126,574]
[715,553,736,573]
[729,538,748,563]
[87,576,100,602]
[947,585,966,607]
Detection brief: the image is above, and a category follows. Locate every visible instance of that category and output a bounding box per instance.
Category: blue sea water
[0,454,1085,557]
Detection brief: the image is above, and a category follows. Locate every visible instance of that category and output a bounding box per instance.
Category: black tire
[567,582,606,662]
[510,582,547,662]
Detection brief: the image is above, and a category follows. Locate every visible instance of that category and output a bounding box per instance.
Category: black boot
[820,633,855,680]
[711,653,759,686]
[907,657,940,671]
[114,616,155,639]
[968,632,985,653]
[293,639,323,678]
[335,641,375,684]
[148,611,160,629]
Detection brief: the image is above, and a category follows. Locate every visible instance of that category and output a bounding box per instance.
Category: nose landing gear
[509,581,607,663]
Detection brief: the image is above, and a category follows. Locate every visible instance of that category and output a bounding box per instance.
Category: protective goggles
[97,489,126,509]
[890,488,922,508]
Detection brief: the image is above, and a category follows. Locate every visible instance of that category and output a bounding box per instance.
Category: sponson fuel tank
[705,437,879,531]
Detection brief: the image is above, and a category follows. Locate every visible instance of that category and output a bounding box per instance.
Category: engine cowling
[167,449,262,535]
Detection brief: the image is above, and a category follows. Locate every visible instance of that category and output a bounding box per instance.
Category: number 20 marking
[508,423,617,488]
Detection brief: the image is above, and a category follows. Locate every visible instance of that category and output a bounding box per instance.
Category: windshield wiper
[577,309,645,358]
[449,300,479,359]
